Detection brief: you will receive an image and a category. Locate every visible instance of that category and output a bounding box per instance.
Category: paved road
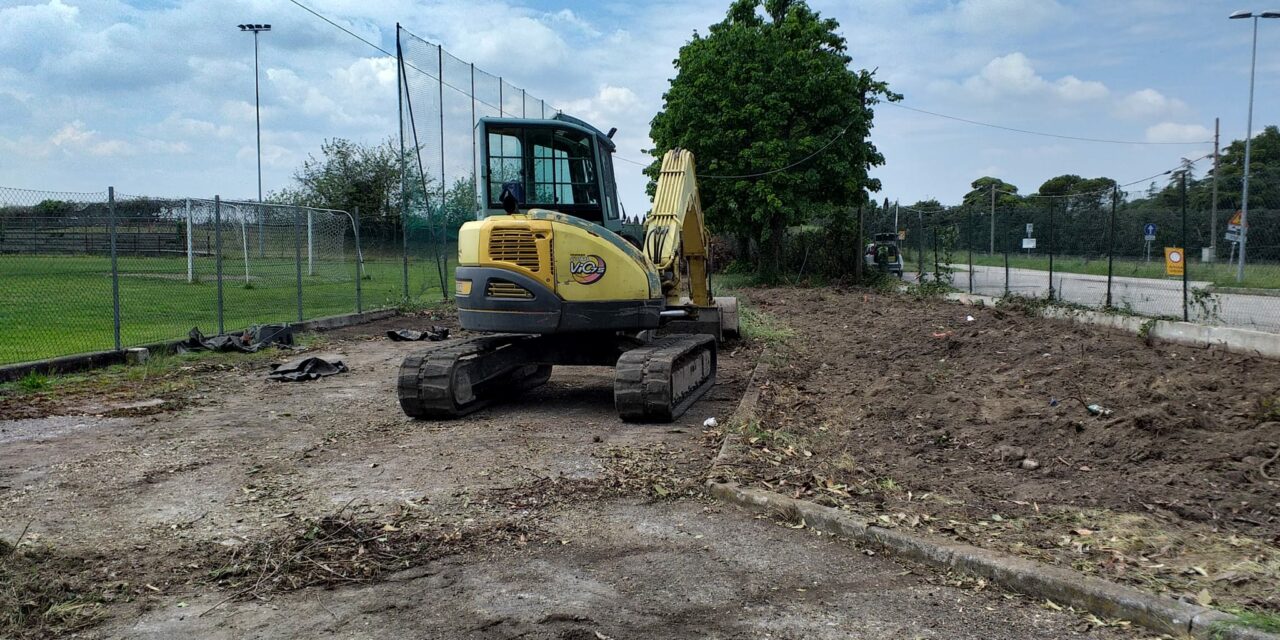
[908,265,1280,333]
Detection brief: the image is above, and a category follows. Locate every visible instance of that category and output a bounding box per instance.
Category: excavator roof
[478,114,616,152]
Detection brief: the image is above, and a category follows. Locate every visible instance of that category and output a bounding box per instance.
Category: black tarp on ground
[267,356,348,382]
[386,327,450,342]
[179,325,295,353]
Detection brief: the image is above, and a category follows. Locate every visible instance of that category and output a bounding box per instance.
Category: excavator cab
[478,114,625,236]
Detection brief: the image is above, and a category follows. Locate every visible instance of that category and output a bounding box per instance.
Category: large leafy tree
[1035,174,1117,211]
[962,177,1023,209]
[272,138,404,243]
[1215,124,1280,210]
[647,0,898,280]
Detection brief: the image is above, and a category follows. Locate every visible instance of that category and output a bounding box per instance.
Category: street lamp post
[1228,10,1279,283]
[239,23,271,258]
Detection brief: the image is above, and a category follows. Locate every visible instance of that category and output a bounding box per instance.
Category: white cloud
[1116,89,1188,120]
[1053,76,1109,101]
[560,85,643,124]
[1145,122,1213,143]
[447,15,569,74]
[549,9,600,37]
[961,53,1108,102]
[948,0,1066,34]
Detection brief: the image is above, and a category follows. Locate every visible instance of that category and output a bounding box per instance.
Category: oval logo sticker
[569,254,606,284]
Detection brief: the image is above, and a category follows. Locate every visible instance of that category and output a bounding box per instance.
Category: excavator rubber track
[398,335,552,419]
[614,334,717,422]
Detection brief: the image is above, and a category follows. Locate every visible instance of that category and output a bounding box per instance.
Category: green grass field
[1,253,453,365]
[902,250,1280,290]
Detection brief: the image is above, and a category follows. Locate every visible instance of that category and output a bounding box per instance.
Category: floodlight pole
[239,23,271,258]
[1229,10,1279,282]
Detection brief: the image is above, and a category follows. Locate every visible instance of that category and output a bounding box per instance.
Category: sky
[0,0,1276,214]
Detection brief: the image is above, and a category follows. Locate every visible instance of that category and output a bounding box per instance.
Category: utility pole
[1210,118,1220,260]
[989,183,996,255]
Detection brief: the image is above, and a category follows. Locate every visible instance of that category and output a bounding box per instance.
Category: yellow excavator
[397,113,737,422]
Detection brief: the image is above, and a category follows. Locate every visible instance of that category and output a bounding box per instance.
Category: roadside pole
[1181,171,1189,322]
[1210,118,1220,261]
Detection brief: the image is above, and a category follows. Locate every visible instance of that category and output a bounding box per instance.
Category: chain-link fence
[1,185,369,366]
[895,172,1280,334]
[394,25,562,302]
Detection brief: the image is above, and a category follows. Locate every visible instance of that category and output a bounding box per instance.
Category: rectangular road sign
[1025,223,1033,236]
[1164,247,1185,277]
[1022,238,1037,250]
[1144,222,1156,241]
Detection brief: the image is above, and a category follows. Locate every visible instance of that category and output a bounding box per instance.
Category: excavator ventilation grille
[486,280,534,299]
[488,229,540,270]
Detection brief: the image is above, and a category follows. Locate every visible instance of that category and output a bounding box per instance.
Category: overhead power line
[885,102,1213,146]
[613,122,857,179]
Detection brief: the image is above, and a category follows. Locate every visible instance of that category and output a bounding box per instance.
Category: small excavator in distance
[397,113,737,422]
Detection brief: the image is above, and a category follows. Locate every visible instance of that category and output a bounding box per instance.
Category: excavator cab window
[480,117,621,231]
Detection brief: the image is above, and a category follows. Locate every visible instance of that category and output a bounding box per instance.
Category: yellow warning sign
[1228,210,1243,226]
[1164,247,1185,277]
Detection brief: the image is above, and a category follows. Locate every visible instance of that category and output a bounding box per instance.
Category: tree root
[1260,444,1280,482]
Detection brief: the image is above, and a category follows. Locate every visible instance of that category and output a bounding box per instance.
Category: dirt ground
[0,310,1141,639]
[723,286,1280,615]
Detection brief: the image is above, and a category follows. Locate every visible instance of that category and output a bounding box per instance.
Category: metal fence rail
[885,178,1280,334]
[0,185,377,366]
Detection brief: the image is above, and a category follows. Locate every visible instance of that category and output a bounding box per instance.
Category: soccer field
[0,253,454,365]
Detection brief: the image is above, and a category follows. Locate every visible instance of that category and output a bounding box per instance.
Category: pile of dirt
[729,286,1280,612]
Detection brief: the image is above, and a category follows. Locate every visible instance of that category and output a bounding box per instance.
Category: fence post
[185,198,194,283]
[108,186,121,352]
[307,209,314,276]
[932,228,939,282]
[854,203,864,282]
[294,206,304,322]
[1004,246,1010,296]
[397,25,411,302]
[1047,203,1056,301]
[353,206,363,314]
[917,210,925,282]
[437,47,450,301]
[967,209,974,294]
[1181,170,1189,322]
[1106,186,1117,308]
[214,196,224,335]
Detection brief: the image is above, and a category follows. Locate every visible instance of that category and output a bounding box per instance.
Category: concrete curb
[1210,286,1280,298]
[0,308,399,383]
[708,359,769,479]
[945,292,1280,361]
[706,481,1278,640]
